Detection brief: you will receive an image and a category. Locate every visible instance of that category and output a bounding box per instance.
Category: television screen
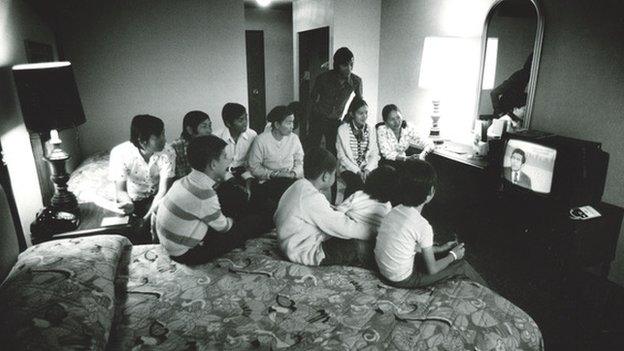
[502,139,557,194]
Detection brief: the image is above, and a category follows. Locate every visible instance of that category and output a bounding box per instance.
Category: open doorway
[298,26,329,142]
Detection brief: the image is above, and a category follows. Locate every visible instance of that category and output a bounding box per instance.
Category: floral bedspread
[0,235,131,350]
[109,234,543,350]
[67,152,115,203]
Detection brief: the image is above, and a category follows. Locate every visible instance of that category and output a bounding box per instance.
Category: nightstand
[34,202,151,245]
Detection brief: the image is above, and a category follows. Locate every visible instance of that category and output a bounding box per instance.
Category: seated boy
[109,114,175,219]
[155,135,270,265]
[274,148,374,268]
[335,165,395,235]
[374,160,487,288]
[214,103,257,217]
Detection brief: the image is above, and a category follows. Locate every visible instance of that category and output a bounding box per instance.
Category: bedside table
[42,202,151,245]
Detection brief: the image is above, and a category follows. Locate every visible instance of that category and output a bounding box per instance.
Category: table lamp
[12,61,86,243]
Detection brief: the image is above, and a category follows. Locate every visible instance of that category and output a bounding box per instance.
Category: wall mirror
[476,0,544,130]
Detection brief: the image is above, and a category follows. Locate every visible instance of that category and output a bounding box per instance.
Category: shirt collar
[188,169,217,189]
[222,129,250,143]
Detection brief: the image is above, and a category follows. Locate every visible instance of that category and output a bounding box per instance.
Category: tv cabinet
[425,145,623,279]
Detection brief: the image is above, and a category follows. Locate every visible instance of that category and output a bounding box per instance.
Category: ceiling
[244,0,293,11]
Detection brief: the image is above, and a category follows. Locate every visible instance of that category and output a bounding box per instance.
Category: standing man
[308,47,362,155]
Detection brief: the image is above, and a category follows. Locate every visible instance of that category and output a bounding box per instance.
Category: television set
[493,130,609,208]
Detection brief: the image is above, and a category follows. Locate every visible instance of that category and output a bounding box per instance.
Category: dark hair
[288,101,302,129]
[304,148,337,180]
[342,97,368,124]
[187,135,227,171]
[381,104,407,128]
[130,114,164,149]
[333,47,354,69]
[523,52,533,71]
[363,166,397,204]
[512,148,527,164]
[221,103,246,127]
[266,105,293,126]
[396,160,438,207]
[181,111,210,141]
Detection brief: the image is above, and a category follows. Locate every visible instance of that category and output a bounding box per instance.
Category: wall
[245,7,294,110]
[59,0,249,156]
[378,0,492,140]
[531,0,624,286]
[0,0,56,245]
[378,0,624,286]
[333,0,381,119]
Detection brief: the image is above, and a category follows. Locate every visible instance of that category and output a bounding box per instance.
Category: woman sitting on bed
[109,114,175,219]
[170,110,212,179]
[377,104,434,168]
[335,97,379,199]
[248,105,304,210]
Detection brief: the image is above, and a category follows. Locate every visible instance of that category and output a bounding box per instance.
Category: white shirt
[377,124,427,160]
[374,205,434,282]
[215,128,257,180]
[336,190,392,229]
[109,141,175,201]
[248,131,304,182]
[274,179,372,266]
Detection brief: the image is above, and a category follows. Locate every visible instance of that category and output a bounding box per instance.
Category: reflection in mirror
[477,0,542,131]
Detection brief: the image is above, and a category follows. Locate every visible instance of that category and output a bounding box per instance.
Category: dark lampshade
[12,62,86,134]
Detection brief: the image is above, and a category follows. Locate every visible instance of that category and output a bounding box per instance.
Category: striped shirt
[155,169,233,257]
[348,123,369,168]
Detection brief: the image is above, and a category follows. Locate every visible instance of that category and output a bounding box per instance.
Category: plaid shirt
[170,137,191,179]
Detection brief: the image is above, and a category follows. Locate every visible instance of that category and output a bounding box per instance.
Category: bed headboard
[0,183,21,283]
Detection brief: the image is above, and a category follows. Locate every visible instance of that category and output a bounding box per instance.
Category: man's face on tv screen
[510,152,524,171]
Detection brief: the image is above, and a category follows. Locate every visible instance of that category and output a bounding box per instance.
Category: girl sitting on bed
[377,104,434,169]
[170,110,212,179]
[374,160,487,288]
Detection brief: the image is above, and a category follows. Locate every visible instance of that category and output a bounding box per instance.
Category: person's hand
[117,201,134,215]
[278,170,296,178]
[244,178,254,201]
[360,169,370,182]
[439,240,458,252]
[450,243,466,261]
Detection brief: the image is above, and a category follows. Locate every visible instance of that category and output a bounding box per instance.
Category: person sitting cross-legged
[274,148,375,268]
[155,135,271,265]
[374,160,488,288]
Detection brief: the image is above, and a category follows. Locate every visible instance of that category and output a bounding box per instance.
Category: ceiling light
[257,0,272,7]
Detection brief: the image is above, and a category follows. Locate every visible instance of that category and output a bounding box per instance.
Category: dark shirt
[311,70,362,120]
[490,69,529,118]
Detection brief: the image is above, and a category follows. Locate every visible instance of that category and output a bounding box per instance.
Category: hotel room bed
[67,152,115,204]
[0,234,543,350]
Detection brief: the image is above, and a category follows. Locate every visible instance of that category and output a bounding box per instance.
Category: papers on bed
[101,216,130,226]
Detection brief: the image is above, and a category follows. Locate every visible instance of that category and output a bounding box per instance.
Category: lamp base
[429,101,444,145]
[30,135,81,244]
[30,206,80,244]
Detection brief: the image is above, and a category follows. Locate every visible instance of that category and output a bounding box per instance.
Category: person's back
[275,148,372,267]
[335,165,396,232]
[374,160,487,288]
[375,204,434,282]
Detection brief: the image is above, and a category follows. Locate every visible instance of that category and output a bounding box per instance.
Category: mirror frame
[474,0,545,129]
